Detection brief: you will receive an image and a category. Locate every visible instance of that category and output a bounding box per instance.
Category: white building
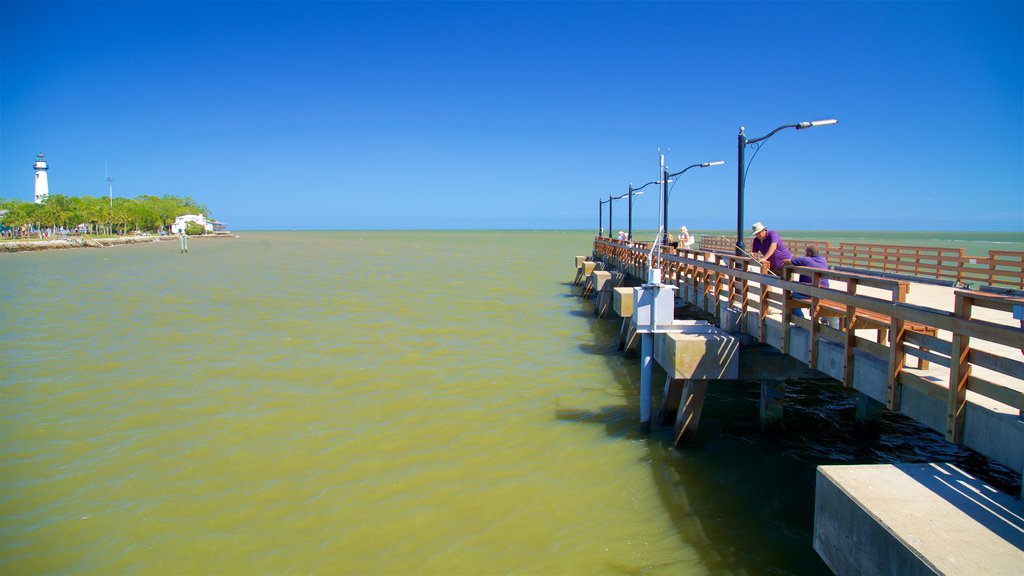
[34,153,49,204]
[170,214,228,234]
[170,214,213,234]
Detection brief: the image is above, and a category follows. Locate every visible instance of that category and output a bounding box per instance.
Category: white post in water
[633,266,675,432]
[33,153,49,204]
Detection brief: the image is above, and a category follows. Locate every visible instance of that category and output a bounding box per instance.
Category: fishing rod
[734,243,780,278]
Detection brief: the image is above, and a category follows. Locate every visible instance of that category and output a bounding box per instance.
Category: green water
[1,231,1016,575]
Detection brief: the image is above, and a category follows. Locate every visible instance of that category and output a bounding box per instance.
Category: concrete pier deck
[815,463,1024,575]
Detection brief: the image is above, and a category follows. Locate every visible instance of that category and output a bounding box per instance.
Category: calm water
[1,231,1018,575]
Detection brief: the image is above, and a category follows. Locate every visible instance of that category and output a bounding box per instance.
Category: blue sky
[2,1,1021,231]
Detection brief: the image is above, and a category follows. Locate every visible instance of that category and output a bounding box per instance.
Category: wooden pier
[575,237,1024,575]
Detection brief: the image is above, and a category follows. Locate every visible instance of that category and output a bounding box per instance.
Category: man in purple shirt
[783,245,837,327]
[786,245,830,289]
[750,221,792,276]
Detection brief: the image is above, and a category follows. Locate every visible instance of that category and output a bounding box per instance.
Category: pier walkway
[580,238,1024,575]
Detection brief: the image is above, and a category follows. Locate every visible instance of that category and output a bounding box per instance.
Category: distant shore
[0,233,237,254]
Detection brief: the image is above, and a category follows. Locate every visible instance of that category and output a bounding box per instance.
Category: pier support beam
[856,394,885,441]
[760,379,785,432]
[640,333,653,433]
[673,379,709,446]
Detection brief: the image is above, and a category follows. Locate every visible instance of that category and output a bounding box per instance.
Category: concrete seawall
[0,233,237,253]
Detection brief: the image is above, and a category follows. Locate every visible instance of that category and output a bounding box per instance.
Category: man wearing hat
[750,221,792,276]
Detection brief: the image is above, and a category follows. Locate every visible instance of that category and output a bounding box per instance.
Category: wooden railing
[696,235,1024,289]
[594,238,1024,449]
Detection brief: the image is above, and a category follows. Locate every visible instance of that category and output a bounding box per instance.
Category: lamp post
[598,197,611,237]
[660,156,726,245]
[607,193,613,237]
[628,180,658,241]
[735,118,838,255]
[606,188,646,240]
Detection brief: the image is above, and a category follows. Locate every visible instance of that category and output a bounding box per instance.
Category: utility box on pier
[633,283,677,333]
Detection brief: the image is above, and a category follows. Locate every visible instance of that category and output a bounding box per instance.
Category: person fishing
[750,221,791,276]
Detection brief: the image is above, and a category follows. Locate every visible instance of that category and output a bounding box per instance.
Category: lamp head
[701,160,726,167]
[796,119,838,129]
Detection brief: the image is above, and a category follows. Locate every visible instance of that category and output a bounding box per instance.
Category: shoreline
[0,233,238,253]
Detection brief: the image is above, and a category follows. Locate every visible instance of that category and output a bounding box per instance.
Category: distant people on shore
[751,221,792,276]
[783,245,837,328]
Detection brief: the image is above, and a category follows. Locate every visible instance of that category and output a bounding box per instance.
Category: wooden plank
[946,295,970,444]
[898,371,950,404]
[903,330,951,357]
[843,279,859,387]
[905,346,950,370]
[967,376,1024,411]
[887,317,906,410]
[967,348,1024,380]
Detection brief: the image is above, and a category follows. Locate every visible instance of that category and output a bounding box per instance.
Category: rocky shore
[0,233,237,253]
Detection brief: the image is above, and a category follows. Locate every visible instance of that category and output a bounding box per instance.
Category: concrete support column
[855,393,885,441]
[640,333,653,433]
[675,379,709,447]
[760,379,785,432]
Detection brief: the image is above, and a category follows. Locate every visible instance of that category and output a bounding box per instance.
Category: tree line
[0,195,211,236]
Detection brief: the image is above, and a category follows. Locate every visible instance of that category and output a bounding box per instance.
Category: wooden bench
[783,267,936,369]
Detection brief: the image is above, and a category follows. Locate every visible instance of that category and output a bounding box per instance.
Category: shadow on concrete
[902,462,1024,550]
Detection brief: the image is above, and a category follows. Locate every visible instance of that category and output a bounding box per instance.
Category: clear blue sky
[2,1,1021,231]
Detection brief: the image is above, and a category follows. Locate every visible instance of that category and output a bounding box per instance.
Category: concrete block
[574,255,586,268]
[653,328,739,380]
[719,305,742,333]
[633,285,677,330]
[962,401,1024,476]
[787,325,811,364]
[760,379,785,431]
[581,261,597,276]
[613,287,634,319]
[815,338,846,381]
[591,270,611,293]
[897,376,947,435]
[851,349,888,405]
[742,312,760,338]
[814,463,1024,576]
[763,317,783,348]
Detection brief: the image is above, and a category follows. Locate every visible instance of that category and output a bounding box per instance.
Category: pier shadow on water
[557,297,1022,575]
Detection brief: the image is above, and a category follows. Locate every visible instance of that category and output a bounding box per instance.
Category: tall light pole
[607,188,646,240]
[628,179,659,241]
[736,118,838,255]
[607,193,613,237]
[598,197,612,237]
[662,159,726,244]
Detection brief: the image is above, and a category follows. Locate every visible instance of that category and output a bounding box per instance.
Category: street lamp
[608,187,646,240]
[660,155,726,245]
[598,197,610,237]
[625,182,655,240]
[735,118,838,255]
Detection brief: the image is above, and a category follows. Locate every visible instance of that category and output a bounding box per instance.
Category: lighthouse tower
[33,153,49,204]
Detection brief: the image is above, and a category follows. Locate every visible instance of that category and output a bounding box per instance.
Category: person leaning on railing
[783,244,838,328]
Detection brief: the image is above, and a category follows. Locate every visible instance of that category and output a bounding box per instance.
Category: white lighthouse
[33,153,49,204]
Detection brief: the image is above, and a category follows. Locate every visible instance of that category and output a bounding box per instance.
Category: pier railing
[594,238,1024,450]
[697,235,1024,289]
